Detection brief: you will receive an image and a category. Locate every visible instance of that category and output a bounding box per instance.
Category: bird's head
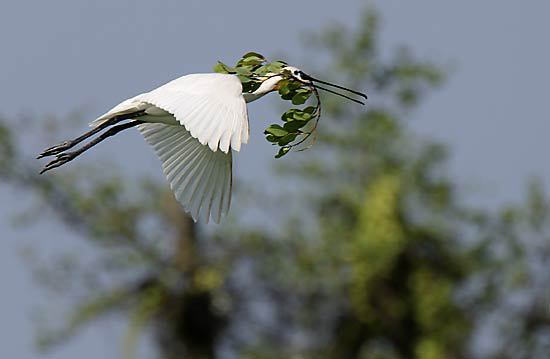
[281,66,310,83]
[280,65,368,105]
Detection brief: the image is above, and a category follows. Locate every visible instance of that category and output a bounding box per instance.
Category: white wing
[92,74,248,153]
[137,73,249,153]
[138,122,232,223]
[89,73,247,223]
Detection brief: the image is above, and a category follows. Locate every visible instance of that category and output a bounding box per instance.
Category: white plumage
[90,73,248,223]
[138,122,232,224]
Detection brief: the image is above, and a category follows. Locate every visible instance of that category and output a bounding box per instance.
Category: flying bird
[38,65,367,223]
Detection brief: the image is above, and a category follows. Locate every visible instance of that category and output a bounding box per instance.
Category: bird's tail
[89,96,148,127]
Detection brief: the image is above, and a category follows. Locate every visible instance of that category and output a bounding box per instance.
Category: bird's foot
[39,152,78,174]
[37,140,74,159]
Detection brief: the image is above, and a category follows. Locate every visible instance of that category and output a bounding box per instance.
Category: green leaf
[254,60,286,75]
[292,92,312,105]
[237,75,252,83]
[277,80,306,101]
[213,61,234,74]
[242,52,266,61]
[303,106,316,114]
[295,112,312,121]
[279,85,291,96]
[281,109,295,122]
[282,109,301,122]
[265,61,286,73]
[236,52,266,69]
[275,146,290,158]
[264,124,288,137]
[241,57,264,67]
[270,60,287,67]
[288,81,302,90]
[283,121,306,132]
[265,134,279,143]
[235,67,252,76]
[282,109,313,122]
[278,133,299,146]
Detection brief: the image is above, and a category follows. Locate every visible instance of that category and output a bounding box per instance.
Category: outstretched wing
[137,73,249,153]
[138,122,232,223]
[89,73,246,223]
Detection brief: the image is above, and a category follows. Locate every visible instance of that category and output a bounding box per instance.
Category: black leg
[40,120,144,174]
[37,111,146,159]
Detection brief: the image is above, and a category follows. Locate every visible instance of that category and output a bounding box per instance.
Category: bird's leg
[37,119,117,159]
[37,111,146,159]
[40,120,144,174]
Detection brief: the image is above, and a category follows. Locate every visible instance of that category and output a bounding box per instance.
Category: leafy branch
[214,52,322,158]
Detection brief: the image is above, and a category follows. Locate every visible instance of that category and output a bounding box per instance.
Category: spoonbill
[38,64,367,223]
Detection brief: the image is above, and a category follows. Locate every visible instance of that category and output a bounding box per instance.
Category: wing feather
[90,73,244,223]
[204,154,221,221]
[137,73,248,153]
[171,143,208,197]
[138,123,232,223]
[189,152,217,219]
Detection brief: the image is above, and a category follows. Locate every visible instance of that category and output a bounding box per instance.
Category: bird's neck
[243,75,284,103]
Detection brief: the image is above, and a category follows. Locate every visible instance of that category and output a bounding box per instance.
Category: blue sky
[1,1,549,358]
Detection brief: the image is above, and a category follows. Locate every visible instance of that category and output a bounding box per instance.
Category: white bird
[38,66,367,223]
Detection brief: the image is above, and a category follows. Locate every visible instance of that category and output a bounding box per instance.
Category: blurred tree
[0,7,549,359]
[462,180,550,359]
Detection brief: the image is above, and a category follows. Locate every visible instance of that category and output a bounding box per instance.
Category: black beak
[299,72,368,105]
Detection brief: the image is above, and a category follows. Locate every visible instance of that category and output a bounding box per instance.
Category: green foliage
[123,284,165,359]
[349,174,405,322]
[263,105,321,158]
[0,120,16,175]
[461,179,550,359]
[214,52,320,158]
[36,287,135,349]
